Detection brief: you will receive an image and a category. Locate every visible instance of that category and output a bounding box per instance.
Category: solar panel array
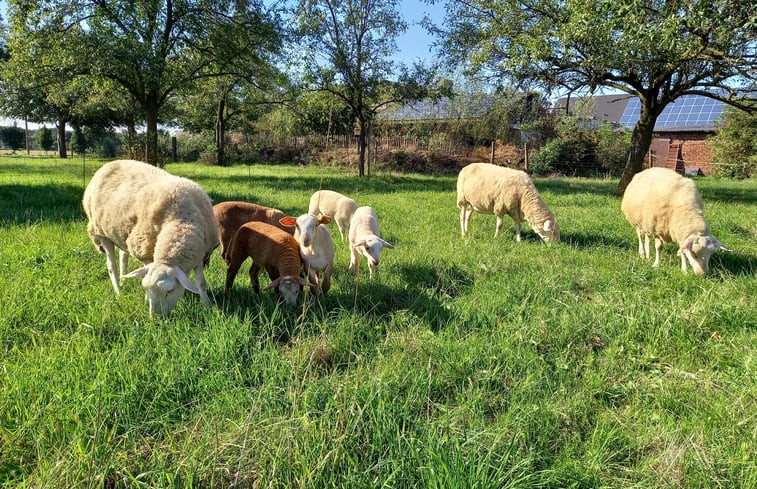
[619,94,724,129]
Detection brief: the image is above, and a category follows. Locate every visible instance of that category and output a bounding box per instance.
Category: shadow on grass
[0,183,84,225]
[534,178,620,197]
[561,231,628,250]
[698,185,757,205]
[711,251,757,277]
[216,262,471,336]
[200,171,455,201]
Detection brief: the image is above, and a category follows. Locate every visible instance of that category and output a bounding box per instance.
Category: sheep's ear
[379,238,394,249]
[711,237,731,252]
[677,237,693,256]
[264,277,281,290]
[123,265,149,279]
[174,268,200,295]
[279,216,296,227]
[317,215,332,225]
[543,220,553,232]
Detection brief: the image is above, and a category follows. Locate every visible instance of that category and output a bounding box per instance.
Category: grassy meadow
[1,156,755,488]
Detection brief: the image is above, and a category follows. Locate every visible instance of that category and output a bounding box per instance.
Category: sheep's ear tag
[280,216,296,227]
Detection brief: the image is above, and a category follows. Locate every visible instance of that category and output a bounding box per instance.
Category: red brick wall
[656,131,715,175]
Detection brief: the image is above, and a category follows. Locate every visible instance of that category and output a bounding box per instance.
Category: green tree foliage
[69,126,87,154]
[0,125,25,151]
[6,0,282,166]
[437,0,757,191]
[711,107,757,178]
[35,125,54,153]
[294,0,443,176]
[530,118,631,176]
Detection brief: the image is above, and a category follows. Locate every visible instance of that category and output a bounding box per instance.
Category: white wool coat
[456,163,560,242]
[308,190,358,240]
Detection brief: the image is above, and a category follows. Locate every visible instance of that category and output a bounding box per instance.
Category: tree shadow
[534,178,620,197]
[0,184,85,225]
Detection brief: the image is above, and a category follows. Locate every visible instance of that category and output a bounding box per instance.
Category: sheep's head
[353,234,394,276]
[265,275,310,305]
[535,219,560,244]
[123,263,200,316]
[678,235,730,275]
[293,214,331,248]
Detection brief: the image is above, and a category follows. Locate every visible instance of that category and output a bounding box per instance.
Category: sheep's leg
[101,239,121,294]
[653,237,663,267]
[349,245,360,273]
[635,229,645,258]
[250,264,262,294]
[307,267,320,295]
[193,265,211,305]
[225,260,242,297]
[680,252,689,273]
[337,222,346,241]
[459,206,466,237]
[465,204,473,234]
[118,249,129,284]
[494,215,503,238]
[514,218,521,242]
[321,265,332,295]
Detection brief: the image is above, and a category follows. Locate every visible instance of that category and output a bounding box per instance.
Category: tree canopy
[293,0,445,175]
[437,0,757,191]
[3,0,282,165]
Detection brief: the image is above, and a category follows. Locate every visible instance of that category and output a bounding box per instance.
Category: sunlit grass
[1,156,755,487]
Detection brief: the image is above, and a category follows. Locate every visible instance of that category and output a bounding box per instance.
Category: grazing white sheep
[82,159,219,316]
[308,190,358,240]
[621,167,729,275]
[213,201,295,263]
[225,221,309,305]
[348,206,394,278]
[456,162,560,243]
[294,214,335,296]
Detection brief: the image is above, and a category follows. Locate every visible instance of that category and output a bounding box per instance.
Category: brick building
[556,92,724,175]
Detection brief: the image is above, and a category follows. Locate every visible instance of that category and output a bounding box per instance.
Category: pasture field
[1,156,755,488]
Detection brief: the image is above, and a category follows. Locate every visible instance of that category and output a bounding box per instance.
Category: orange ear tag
[280,216,296,227]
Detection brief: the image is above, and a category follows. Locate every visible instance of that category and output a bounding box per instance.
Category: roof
[378,96,492,122]
[553,94,632,124]
[619,94,724,132]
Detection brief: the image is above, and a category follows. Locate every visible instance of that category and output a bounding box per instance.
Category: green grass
[1,156,755,488]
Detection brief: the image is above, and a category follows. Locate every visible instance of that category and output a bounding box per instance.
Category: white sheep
[213,201,295,264]
[621,167,729,275]
[308,190,358,240]
[225,221,310,305]
[82,159,219,316]
[294,214,335,296]
[348,206,394,278]
[456,162,560,243]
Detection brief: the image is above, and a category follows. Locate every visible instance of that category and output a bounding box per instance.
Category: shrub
[711,108,757,179]
[596,124,631,176]
[0,125,25,151]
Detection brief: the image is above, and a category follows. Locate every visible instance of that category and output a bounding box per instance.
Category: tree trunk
[216,94,227,166]
[357,129,367,177]
[56,117,68,159]
[127,121,138,160]
[618,101,659,194]
[144,103,160,166]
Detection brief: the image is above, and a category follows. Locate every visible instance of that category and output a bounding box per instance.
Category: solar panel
[619,93,725,130]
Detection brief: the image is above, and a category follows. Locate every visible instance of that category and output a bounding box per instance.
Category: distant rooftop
[553,94,632,124]
[378,96,492,122]
[619,95,724,132]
